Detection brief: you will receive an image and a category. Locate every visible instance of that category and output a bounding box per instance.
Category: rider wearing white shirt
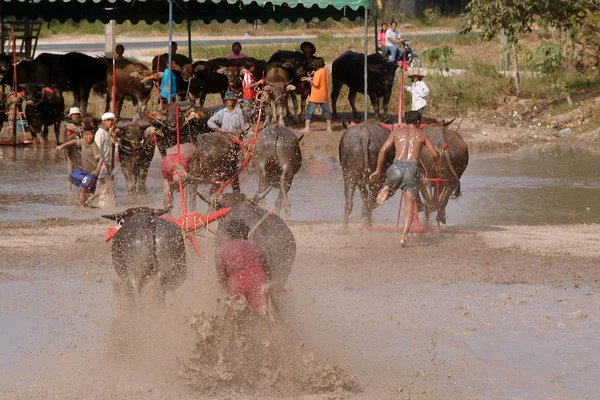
[385,21,404,62]
[404,70,430,117]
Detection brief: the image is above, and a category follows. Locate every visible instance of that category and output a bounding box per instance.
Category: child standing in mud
[215,219,270,316]
[301,57,333,133]
[56,121,103,206]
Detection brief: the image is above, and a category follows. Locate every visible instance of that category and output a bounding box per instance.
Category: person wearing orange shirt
[301,57,333,133]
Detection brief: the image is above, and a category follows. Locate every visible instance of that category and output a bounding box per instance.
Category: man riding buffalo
[207,91,244,133]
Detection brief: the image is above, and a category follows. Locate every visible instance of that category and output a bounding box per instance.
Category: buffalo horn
[252,186,273,203]
[101,213,118,221]
[196,191,223,209]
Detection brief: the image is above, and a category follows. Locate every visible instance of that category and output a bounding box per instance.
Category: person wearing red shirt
[215,219,270,316]
[241,61,265,127]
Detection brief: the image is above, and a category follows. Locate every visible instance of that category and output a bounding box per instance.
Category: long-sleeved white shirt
[207,107,244,132]
[405,80,430,111]
[94,127,112,170]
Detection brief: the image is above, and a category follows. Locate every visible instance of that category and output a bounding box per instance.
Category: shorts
[305,101,332,120]
[227,267,268,311]
[69,168,97,193]
[415,106,427,119]
[385,160,420,197]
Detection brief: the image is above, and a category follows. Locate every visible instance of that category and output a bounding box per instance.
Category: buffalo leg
[185,182,197,212]
[342,174,356,230]
[54,120,61,145]
[358,182,373,227]
[254,161,269,209]
[348,90,358,120]
[275,165,292,217]
[331,81,342,117]
[231,176,241,194]
[437,182,456,224]
[121,161,135,195]
[290,93,300,123]
[138,163,150,195]
[300,94,308,122]
[163,179,175,210]
[277,103,285,126]
[368,92,380,118]
[420,181,434,227]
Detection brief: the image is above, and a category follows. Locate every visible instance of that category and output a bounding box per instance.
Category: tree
[459,0,538,97]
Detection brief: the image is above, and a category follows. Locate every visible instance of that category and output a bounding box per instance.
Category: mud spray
[178,297,360,398]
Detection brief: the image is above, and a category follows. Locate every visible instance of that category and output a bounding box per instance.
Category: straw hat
[409,68,425,78]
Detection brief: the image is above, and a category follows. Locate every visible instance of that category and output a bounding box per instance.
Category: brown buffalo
[267,51,313,123]
[262,67,296,126]
[106,59,155,121]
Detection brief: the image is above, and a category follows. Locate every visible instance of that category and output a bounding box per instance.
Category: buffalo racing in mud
[0,39,467,318]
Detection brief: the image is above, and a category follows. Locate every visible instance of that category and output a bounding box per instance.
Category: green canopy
[2,0,369,24]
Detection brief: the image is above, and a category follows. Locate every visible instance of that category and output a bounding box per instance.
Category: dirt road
[1,217,598,399]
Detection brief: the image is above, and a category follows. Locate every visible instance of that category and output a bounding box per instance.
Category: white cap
[101,112,116,121]
[68,107,81,117]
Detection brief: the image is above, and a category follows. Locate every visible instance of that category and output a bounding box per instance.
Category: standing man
[95,112,116,200]
[385,21,404,63]
[369,111,439,247]
[241,60,264,128]
[60,107,83,175]
[404,69,430,119]
[160,61,179,104]
[301,57,333,133]
[216,218,270,316]
[207,91,245,133]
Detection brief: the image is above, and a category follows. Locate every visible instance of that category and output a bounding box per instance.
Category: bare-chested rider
[369,111,439,247]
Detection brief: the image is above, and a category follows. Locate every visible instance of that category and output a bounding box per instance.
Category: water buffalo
[339,123,394,229]
[200,191,296,290]
[197,58,244,106]
[103,207,186,308]
[115,123,156,195]
[252,126,302,217]
[0,53,107,115]
[267,50,312,122]
[152,53,192,101]
[156,131,241,211]
[331,51,398,120]
[262,67,296,126]
[106,60,155,121]
[419,126,469,225]
[20,83,65,145]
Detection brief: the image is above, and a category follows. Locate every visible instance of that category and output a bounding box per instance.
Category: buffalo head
[115,122,153,152]
[102,206,171,226]
[20,83,55,106]
[216,66,243,93]
[197,187,272,210]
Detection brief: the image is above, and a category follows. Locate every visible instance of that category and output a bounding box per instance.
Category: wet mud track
[1,219,599,399]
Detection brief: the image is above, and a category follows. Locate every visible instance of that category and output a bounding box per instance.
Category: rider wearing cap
[207,91,245,133]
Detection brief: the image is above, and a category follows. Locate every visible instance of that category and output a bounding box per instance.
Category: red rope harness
[215,72,265,196]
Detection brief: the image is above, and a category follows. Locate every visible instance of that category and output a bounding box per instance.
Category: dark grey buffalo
[419,126,469,225]
[20,83,65,144]
[200,191,295,289]
[103,207,186,308]
[115,123,156,195]
[252,126,302,217]
[331,51,398,120]
[339,123,393,229]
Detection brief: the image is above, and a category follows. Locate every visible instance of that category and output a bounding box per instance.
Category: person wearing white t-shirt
[385,21,404,62]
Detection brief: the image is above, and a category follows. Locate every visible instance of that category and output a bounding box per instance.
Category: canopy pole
[167,0,173,104]
[374,15,378,53]
[187,18,192,60]
[363,7,368,121]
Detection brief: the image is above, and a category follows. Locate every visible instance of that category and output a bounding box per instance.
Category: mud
[180,300,359,397]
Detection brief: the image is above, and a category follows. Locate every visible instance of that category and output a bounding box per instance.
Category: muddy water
[1,144,599,225]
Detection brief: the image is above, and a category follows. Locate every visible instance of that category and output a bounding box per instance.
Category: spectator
[385,21,404,62]
[404,69,430,119]
[241,61,264,127]
[378,23,388,54]
[300,41,317,59]
[61,107,83,175]
[160,61,178,104]
[115,44,125,59]
[301,57,332,133]
[228,42,248,60]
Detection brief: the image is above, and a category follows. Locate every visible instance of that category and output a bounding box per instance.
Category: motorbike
[379,40,422,68]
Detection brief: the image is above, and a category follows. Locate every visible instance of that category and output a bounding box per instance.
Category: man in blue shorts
[369,111,439,247]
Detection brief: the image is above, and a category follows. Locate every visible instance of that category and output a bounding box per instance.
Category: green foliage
[422,8,441,26]
[420,46,454,72]
[459,0,535,43]
[534,43,567,92]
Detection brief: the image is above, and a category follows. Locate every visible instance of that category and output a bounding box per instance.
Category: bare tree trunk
[512,42,521,97]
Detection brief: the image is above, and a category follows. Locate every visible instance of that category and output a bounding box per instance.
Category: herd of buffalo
[0,48,469,312]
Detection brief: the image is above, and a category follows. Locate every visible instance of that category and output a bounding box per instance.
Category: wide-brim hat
[300,41,317,56]
[409,68,425,78]
[68,107,81,117]
[223,91,237,101]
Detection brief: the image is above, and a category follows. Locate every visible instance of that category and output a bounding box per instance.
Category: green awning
[1,0,369,24]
